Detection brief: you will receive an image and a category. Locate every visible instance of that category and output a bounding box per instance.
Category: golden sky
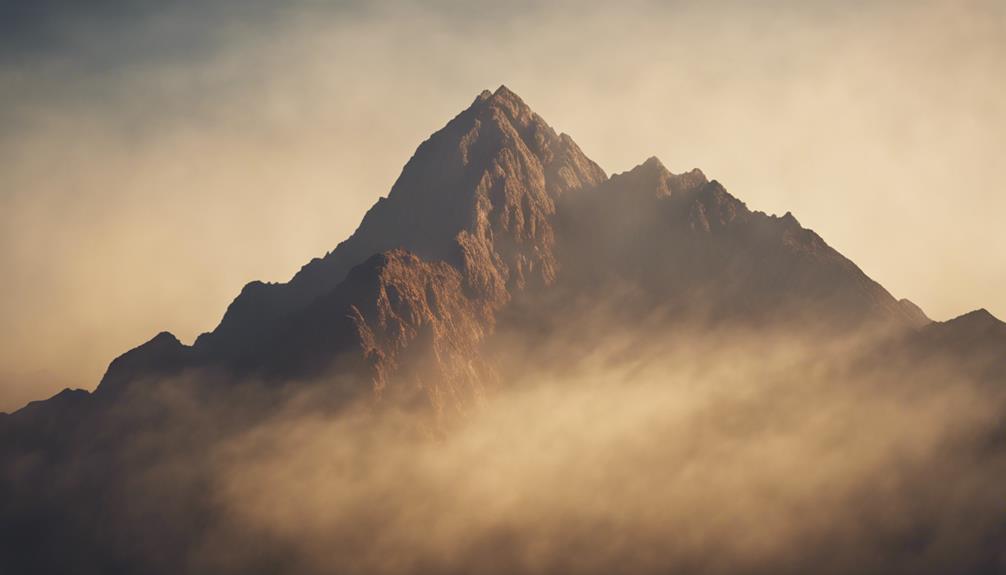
[1,0,1004,411]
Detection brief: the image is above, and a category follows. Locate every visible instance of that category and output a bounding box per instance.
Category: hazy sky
[1,0,1004,411]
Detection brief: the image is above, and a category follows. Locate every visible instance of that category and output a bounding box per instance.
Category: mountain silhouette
[2,86,1004,575]
[63,85,948,414]
[553,155,931,328]
[194,86,604,362]
[8,83,1000,426]
[87,86,609,417]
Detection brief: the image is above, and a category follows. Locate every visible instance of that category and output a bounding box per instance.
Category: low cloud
[8,321,994,574]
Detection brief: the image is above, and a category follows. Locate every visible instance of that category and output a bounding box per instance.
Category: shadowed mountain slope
[902,308,1006,382]
[195,86,605,361]
[552,156,930,328]
[84,85,606,414]
[3,85,1006,575]
[11,86,990,418]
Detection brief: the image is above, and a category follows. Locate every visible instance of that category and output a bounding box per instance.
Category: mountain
[84,86,931,413]
[552,155,930,328]
[3,86,1005,575]
[9,82,997,435]
[87,86,606,417]
[900,308,1006,382]
[194,86,604,361]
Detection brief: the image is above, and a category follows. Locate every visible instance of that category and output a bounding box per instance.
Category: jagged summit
[557,155,928,327]
[474,84,521,101]
[494,83,516,97]
[477,84,530,115]
[641,155,664,168]
[4,85,1006,575]
[195,86,604,362]
[473,84,522,103]
[21,85,977,411]
[609,156,709,198]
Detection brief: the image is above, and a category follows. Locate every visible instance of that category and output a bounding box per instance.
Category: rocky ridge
[8,85,997,423]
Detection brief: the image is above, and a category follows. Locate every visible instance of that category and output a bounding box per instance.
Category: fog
[4,3,1006,568]
[195,321,1005,574]
[3,0,1006,410]
[6,314,1001,574]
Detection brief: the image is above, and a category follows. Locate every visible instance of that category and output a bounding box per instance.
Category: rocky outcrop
[94,332,191,400]
[18,87,955,418]
[195,85,605,361]
[240,249,497,419]
[68,86,605,414]
[554,157,930,329]
[4,85,1006,575]
[343,250,495,418]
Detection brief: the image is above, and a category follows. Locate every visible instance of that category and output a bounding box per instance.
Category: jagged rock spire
[197,87,605,357]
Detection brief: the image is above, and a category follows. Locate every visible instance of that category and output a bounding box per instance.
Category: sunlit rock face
[258,249,498,421]
[85,85,945,413]
[164,86,605,413]
[4,85,1006,575]
[194,86,605,358]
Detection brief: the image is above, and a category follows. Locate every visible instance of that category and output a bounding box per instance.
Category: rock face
[12,85,991,421]
[554,157,929,328]
[194,86,605,362]
[246,249,497,420]
[4,84,1006,575]
[21,85,975,416]
[83,86,607,415]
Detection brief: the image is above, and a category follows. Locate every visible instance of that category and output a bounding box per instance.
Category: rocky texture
[15,86,996,422]
[18,86,981,417]
[4,85,1006,575]
[347,251,496,417]
[554,157,930,329]
[247,249,496,419]
[195,86,605,362]
[89,86,605,413]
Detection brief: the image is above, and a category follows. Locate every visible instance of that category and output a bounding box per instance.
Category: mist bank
[2,321,1005,575]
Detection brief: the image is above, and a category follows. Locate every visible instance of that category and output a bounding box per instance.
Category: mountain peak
[467,84,534,126]
[474,84,517,101]
[491,84,522,104]
[194,85,605,360]
[474,83,515,101]
[610,157,708,198]
[949,308,1004,328]
[95,331,190,399]
[641,155,667,170]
